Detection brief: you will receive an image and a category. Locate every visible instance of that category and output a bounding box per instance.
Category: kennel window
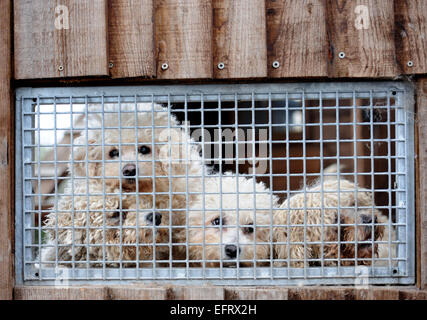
[15,82,415,285]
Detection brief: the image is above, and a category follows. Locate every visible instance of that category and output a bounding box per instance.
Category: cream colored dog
[40,183,170,267]
[273,177,396,267]
[175,174,279,267]
[174,170,394,269]
[40,103,203,267]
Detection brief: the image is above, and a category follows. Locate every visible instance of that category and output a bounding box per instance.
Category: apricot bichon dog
[273,177,396,267]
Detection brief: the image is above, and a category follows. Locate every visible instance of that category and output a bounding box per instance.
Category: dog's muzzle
[224,244,240,259]
[145,212,162,226]
[122,164,137,183]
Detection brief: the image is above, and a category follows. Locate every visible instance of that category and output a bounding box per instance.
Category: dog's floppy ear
[70,109,104,177]
[71,134,102,177]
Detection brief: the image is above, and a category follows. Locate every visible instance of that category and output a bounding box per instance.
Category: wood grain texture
[168,286,224,300]
[398,289,427,300]
[109,0,156,79]
[394,0,427,75]
[213,0,267,78]
[14,0,109,79]
[225,287,288,300]
[288,287,355,300]
[155,0,213,79]
[107,286,167,300]
[354,288,399,300]
[0,0,12,301]
[417,78,427,290]
[326,0,397,78]
[13,286,427,300]
[266,0,328,78]
[14,286,109,300]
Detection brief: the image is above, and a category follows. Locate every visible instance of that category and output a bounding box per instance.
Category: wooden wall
[13,285,427,300]
[0,0,13,300]
[13,0,427,80]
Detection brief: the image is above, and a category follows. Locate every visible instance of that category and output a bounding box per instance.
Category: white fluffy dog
[40,103,204,267]
[176,171,395,269]
[175,174,279,267]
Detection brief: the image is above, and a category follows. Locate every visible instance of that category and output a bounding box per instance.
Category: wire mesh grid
[15,82,415,285]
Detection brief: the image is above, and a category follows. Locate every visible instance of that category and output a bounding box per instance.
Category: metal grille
[15,82,415,286]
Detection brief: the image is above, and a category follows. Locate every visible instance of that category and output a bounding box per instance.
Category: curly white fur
[175,174,279,267]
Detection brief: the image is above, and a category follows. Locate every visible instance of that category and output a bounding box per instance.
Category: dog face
[105,208,171,266]
[71,103,201,194]
[338,208,385,265]
[188,209,271,267]
[273,177,387,267]
[184,177,275,267]
[94,128,163,192]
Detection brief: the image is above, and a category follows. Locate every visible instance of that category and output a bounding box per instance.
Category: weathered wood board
[14,0,109,79]
[326,0,397,78]
[0,0,13,301]
[155,0,213,79]
[213,0,267,78]
[109,0,156,79]
[266,0,328,78]
[394,0,427,75]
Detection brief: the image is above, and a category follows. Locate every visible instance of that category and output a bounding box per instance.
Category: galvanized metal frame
[15,82,415,286]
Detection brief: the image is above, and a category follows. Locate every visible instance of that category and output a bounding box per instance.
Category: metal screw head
[407,61,413,67]
[109,62,114,69]
[58,65,64,72]
[338,52,346,59]
[272,61,280,69]
[217,62,225,70]
[161,63,169,70]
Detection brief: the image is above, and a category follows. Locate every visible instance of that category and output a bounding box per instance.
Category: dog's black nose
[361,215,373,224]
[122,164,136,177]
[146,212,162,226]
[225,245,239,259]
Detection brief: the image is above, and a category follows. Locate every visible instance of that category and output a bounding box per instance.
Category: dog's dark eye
[243,223,254,234]
[139,145,151,155]
[109,148,119,158]
[111,211,120,219]
[212,217,222,226]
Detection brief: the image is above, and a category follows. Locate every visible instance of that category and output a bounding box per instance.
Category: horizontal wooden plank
[354,288,400,300]
[155,0,213,79]
[109,0,156,79]
[168,286,225,300]
[398,289,427,300]
[326,0,397,78]
[225,287,288,300]
[107,285,167,300]
[14,0,109,79]
[14,286,427,300]
[288,287,355,300]
[266,0,328,78]
[0,0,13,301]
[14,286,108,300]
[213,0,267,78]
[394,0,427,75]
